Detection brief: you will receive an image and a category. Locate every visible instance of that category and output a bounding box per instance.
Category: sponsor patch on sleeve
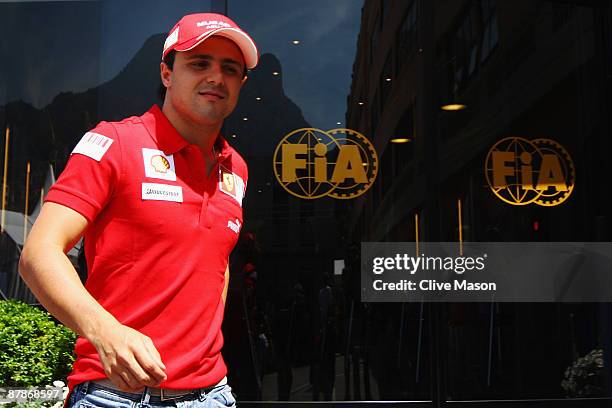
[234,173,246,205]
[72,132,114,161]
[219,166,246,206]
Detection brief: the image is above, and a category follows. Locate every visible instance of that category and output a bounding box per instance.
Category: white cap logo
[163,27,179,53]
[196,20,231,29]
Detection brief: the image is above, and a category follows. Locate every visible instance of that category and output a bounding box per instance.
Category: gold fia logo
[485,137,575,206]
[273,128,378,199]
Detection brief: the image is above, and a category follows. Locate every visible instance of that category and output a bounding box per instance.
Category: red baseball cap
[162,13,259,69]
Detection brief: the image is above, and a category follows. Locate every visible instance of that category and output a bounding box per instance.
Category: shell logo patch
[219,166,245,206]
[142,148,176,181]
[151,155,170,173]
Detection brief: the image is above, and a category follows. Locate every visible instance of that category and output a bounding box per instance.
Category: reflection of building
[223,52,345,401]
[345,0,611,401]
[0,21,342,401]
[0,165,81,301]
[348,0,608,241]
[4,0,612,405]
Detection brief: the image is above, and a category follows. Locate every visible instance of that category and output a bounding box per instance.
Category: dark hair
[157,51,176,101]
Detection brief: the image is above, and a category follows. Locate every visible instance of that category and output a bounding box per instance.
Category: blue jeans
[67,381,237,408]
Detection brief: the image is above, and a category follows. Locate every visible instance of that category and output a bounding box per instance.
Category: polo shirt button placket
[200,192,211,228]
[200,159,221,229]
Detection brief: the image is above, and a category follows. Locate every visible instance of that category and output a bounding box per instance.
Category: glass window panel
[2,1,611,406]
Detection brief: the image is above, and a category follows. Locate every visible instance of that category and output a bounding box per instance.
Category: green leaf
[0,300,76,387]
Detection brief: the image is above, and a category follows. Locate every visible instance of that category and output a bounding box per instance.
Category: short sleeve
[233,153,248,204]
[45,122,121,223]
[242,162,248,199]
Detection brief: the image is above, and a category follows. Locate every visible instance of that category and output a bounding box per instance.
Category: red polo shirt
[46,105,247,392]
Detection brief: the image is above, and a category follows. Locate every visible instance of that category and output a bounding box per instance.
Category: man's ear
[241,75,249,86]
[160,62,172,87]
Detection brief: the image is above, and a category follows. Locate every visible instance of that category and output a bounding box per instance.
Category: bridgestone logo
[142,183,183,203]
[145,188,179,196]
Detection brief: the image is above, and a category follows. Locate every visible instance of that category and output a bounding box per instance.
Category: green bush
[5,402,52,408]
[0,300,76,386]
[561,348,604,397]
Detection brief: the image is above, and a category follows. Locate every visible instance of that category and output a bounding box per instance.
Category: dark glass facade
[2,1,612,406]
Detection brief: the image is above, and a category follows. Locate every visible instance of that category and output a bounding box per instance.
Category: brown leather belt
[91,376,227,401]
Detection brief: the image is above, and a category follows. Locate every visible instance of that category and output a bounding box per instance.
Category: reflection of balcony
[260,354,380,401]
[0,165,81,302]
[1,211,82,257]
[253,201,336,219]
[346,0,600,244]
[263,204,338,252]
[370,162,418,241]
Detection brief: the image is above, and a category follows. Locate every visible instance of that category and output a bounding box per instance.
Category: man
[18,13,258,408]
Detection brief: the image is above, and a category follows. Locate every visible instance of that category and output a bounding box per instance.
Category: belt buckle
[159,389,178,401]
[159,388,194,401]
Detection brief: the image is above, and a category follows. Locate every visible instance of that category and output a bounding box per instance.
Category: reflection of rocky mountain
[2,31,340,386]
[96,34,166,121]
[0,34,310,211]
[226,53,310,156]
[1,30,338,310]
[0,34,165,192]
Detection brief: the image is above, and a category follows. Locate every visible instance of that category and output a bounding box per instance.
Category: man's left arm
[222,263,230,304]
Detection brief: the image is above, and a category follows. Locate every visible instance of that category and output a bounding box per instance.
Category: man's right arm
[19,202,167,391]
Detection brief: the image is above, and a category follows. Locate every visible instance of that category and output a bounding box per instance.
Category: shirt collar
[142,105,233,160]
[142,105,189,155]
[215,134,233,161]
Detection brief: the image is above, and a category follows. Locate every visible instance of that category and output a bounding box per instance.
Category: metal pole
[487,299,495,387]
[398,303,406,368]
[344,300,354,399]
[415,298,424,383]
[1,127,9,233]
[242,291,262,395]
[23,162,30,241]
[458,199,463,256]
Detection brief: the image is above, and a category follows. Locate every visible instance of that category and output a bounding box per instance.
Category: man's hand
[89,321,167,392]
